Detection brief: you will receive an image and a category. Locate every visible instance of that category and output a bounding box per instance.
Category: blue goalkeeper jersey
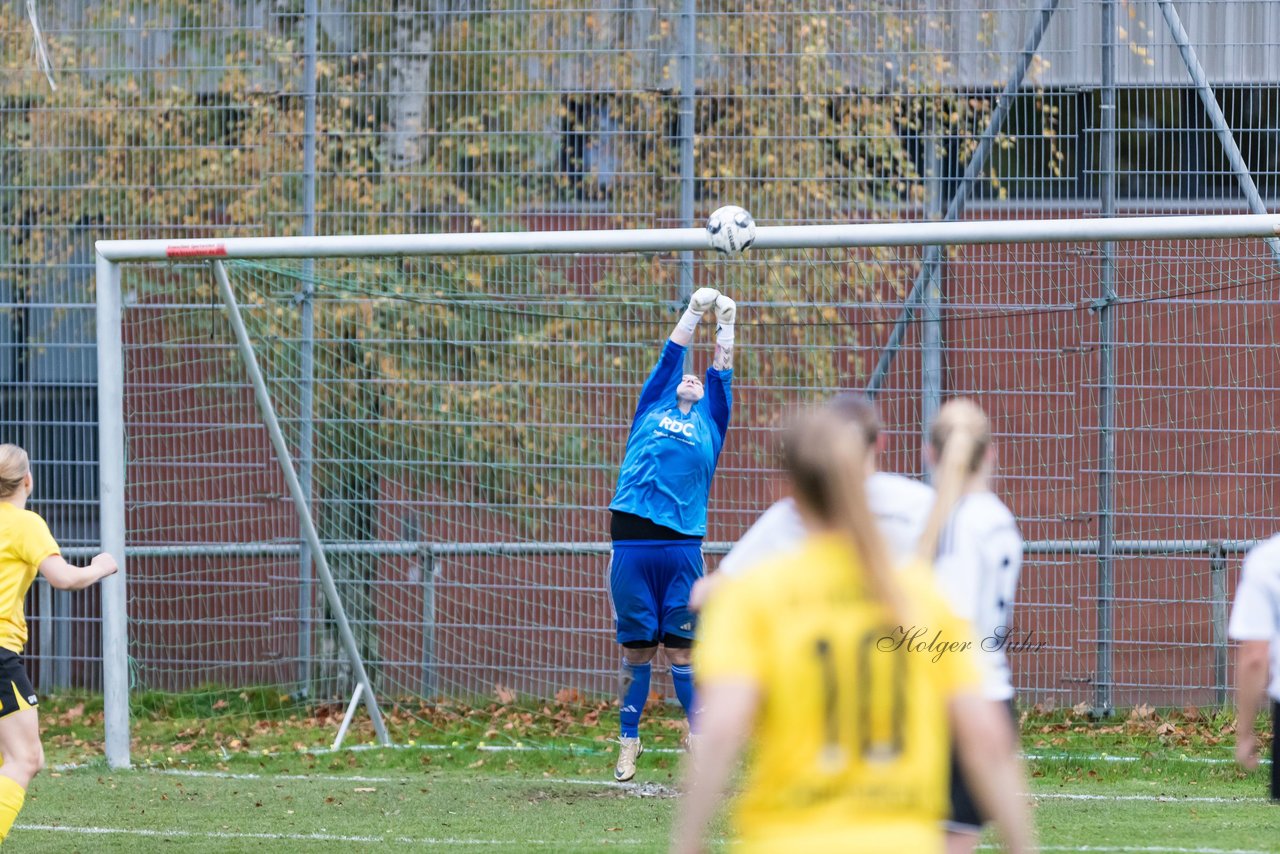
[609,339,732,537]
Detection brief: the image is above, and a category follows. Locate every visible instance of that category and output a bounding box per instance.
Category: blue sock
[669,663,697,733]
[619,660,651,739]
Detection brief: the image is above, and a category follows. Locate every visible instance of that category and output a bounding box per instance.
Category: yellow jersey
[695,533,982,854]
[0,503,60,654]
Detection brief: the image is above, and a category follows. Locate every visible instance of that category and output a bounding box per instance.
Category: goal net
[97,216,1280,767]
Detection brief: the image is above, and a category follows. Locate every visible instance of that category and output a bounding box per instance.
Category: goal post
[95,214,1280,770]
[95,251,129,770]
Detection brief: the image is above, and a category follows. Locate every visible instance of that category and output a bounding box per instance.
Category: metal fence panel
[5,2,1280,716]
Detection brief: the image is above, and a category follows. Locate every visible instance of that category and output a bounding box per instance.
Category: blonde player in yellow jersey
[669,406,1035,854]
[0,445,118,843]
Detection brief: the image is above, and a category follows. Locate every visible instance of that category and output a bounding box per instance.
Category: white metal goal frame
[93,213,1280,770]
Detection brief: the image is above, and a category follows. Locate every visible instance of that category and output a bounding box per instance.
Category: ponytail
[0,445,29,499]
[916,399,991,561]
[783,407,907,626]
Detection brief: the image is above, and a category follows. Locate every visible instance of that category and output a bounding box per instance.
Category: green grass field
[7,696,1275,853]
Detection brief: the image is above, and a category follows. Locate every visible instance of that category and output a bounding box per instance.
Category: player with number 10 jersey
[671,405,1034,854]
[698,540,980,851]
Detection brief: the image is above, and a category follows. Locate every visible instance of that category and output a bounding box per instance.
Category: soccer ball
[705,205,756,256]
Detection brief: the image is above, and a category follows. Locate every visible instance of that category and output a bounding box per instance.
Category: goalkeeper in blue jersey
[608,285,735,782]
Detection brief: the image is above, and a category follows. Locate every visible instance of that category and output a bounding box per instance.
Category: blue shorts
[608,540,704,646]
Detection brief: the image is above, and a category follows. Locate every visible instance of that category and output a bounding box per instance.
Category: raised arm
[704,294,735,436]
[671,287,720,348]
[632,288,721,426]
[711,294,734,371]
[39,553,118,591]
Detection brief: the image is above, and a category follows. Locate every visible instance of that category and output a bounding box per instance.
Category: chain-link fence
[5,1,1280,712]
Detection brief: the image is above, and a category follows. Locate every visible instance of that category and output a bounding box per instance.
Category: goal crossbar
[95,213,1280,262]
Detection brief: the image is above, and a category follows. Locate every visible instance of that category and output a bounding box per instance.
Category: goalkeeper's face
[676,374,705,402]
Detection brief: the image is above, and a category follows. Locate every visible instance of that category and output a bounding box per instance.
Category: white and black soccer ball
[705,205,756,256]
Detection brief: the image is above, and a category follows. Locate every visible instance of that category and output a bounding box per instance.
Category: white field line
[306,742,685,755]
[1034,792,1269,804]
[91,767,673,795]
[152,768,679,796]
[294,741,1280,764]
[84,768,1271,806]
[146,768,655,789]
[71,742,1260,763]
[1024,752,1271,766]
[15,824,647,846]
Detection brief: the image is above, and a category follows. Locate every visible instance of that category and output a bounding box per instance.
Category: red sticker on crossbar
[166,244,228,258]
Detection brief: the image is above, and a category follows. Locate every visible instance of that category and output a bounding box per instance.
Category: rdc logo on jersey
[657,416,695,438]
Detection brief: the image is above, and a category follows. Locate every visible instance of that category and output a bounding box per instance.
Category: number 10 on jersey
[814,628,907,771]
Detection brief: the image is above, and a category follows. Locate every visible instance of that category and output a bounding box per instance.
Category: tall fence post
[36,581,51,688]
[297,0,319,699]
[53,588,70,688]
[1094,0,1118,718]
[421,547,437,698]
[920,4,945,457]
[676,0,697,359]
[1210,542,1229,710]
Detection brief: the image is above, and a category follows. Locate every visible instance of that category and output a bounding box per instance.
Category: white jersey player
[716,471,934,579]
[1228,534,1280,799]
[914,399,1025,854]
[689,394,933,609]
[933,492,1023,702]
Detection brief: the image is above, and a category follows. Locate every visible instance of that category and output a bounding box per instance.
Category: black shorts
[0,650,37,718]
[948,697,1018,833]
[1271,701,1279,802]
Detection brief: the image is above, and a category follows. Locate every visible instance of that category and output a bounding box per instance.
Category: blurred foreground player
[915,400,1025,854]
[687,393,932,613]
[670,406,1035,854]
[1229,533,1280,800]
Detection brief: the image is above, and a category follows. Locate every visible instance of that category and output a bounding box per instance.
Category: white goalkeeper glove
[677,287,721,335]
[714,294,736,348]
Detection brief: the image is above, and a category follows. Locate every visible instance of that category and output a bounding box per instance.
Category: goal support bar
[210,260,391,748]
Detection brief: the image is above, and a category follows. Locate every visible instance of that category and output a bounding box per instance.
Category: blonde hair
[782,405,906,625]
[916,399,992,561]
[0,445,30,499]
